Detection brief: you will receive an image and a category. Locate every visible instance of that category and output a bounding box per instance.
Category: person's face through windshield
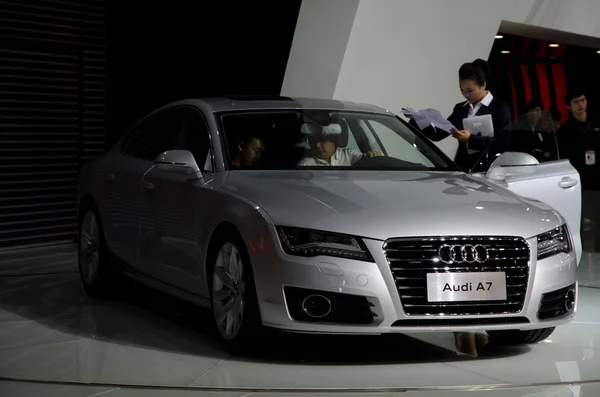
[309,137,337,161]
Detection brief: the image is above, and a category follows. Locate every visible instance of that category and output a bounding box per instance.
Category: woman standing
[406,59,512,172]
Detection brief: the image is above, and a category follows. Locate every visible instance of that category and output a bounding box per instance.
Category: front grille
[383,236,530,316]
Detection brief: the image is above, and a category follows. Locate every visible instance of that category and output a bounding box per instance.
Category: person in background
[404,59,512,172]
[525,98,544,131]
[558,90,599,190]
[557,90,600,237]
[511,99,556,161]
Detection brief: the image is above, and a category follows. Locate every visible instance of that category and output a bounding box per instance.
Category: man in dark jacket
[558,89,600,247]
[557,90,600,191]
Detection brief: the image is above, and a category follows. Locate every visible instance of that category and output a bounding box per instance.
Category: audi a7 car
[76,96,581,353]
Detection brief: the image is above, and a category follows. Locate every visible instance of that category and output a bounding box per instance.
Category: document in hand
[405,108,458,134]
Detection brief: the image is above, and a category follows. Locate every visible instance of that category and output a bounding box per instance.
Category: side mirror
[486,151,539,181]
[154,150,202,180]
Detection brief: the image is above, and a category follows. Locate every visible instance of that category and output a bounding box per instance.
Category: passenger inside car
[297,122,383,167]
[230,136,266,168]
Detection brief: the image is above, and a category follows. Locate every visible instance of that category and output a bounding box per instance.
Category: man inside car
[298,123,382,167]
[230,136,266,168]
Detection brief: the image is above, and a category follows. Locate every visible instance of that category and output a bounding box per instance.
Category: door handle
[142,181,154,192]
[106,173,115,183]
[558,177,578,189]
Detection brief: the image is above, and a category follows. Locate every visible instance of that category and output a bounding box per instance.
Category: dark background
[1,1,599,250]
[0,0,302,250]
[487,33,600,123]
[106,1,302,147]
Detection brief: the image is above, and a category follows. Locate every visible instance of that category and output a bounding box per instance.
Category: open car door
[469,111,582,263]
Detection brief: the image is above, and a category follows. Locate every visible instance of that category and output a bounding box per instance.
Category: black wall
[105,1,303,148]
[0,0,302,250]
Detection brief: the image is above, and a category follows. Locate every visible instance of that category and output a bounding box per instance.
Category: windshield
[471,110,560,173]
[217,109,457,171]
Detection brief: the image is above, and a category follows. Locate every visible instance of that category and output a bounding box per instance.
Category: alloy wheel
[212,242,246,341]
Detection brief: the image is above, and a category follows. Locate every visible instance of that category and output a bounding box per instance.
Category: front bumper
[241,224,579,334]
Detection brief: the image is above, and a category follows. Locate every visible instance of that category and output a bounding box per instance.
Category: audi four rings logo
[438,244,489,264]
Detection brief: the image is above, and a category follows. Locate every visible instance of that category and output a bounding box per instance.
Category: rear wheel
[210,235,262,355]
[486,327,555,345]
[78,208,115,297]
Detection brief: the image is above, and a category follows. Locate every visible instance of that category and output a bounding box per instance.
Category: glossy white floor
[0,244,599,397]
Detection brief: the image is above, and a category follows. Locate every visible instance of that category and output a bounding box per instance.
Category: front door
[471,111,582,263]
[480,160,582,262]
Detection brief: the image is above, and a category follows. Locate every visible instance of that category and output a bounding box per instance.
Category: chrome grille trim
[383,236,531,316]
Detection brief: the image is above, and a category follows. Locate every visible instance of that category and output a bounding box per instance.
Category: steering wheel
[352,155,428,170]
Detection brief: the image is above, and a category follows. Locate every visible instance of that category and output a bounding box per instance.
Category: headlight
[537,225,572,260]
[277,226,373,262]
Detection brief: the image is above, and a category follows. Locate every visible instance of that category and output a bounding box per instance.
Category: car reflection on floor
[1,243,600,394]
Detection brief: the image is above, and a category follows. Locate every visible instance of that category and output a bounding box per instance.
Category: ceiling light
[549,43,559,47]
[597,50,600,54]
[495,35,504,39]
[501,50,510,54]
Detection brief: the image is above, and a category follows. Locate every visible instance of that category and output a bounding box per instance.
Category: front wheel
[211,237,262,355]
[486,327,556,345]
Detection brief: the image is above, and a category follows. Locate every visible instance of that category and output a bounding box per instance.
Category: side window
[173,108,213,173]
[121,107,212,172]
[471,110,560,174]
[121,110,182,161]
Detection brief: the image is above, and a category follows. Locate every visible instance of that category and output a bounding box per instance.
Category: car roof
[163,96,394,115]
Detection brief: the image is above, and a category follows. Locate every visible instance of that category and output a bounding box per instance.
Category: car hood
[222,170,563,240]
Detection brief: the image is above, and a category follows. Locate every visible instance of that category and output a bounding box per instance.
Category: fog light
[301,294,332,318]
[564,288,576,312]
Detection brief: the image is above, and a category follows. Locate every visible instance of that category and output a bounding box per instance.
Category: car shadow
[0,245,531,366]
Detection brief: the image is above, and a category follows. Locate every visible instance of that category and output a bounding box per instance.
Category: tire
[78,207,115,298]
[486,327,556,346]
[209,233,262,355]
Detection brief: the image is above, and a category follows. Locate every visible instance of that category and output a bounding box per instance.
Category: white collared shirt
[464,91,493,117]
[298,147,365,167]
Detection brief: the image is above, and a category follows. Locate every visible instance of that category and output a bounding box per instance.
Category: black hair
[458,58,491,86]
[238,136,264,147]
[527,98,544,110]
[564,89,586,106]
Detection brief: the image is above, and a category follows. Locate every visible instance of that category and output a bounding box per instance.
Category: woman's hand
[402,107,415,119]
[451,129,471,142]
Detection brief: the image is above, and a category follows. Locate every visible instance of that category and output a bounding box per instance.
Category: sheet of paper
[419,108,458,133]
[405,108,457,134]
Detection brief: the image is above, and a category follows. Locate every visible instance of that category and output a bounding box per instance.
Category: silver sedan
[76,97,581,354]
